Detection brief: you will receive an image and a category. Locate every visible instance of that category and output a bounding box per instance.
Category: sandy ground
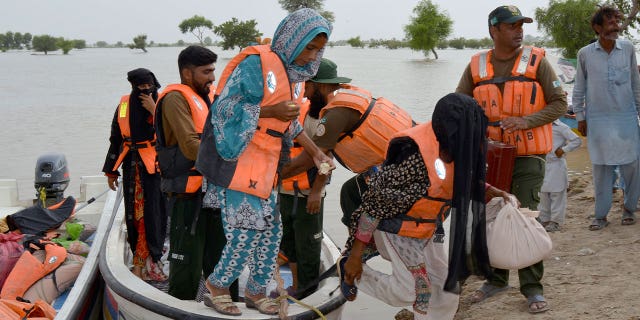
[455,139,640,320]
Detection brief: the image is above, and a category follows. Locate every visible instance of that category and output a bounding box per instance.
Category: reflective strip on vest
[470,46,552,155]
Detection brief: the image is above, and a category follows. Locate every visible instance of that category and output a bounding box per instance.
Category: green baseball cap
[311,58,351,84]
[488,5,533,26]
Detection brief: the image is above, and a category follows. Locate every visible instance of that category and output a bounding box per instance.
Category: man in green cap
[280,57,415,296]
[455,4,567,314]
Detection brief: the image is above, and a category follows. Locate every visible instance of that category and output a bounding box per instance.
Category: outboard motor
[34,152,70,206]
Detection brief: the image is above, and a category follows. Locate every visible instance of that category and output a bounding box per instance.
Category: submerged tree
[128,34,148,53]
[404,0,452,59]
[214,18,262,51]
[56,38,75,54]
[346,36,365,48]
[179,15,214,45]
[32,35,59,54]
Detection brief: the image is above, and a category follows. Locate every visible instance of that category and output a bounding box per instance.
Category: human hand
[500,116,528,133]
[271,100,300,122]
[344,254,363,285]
[554,147,565,158]
[306,192,322,214]
[107,176,118,191]
[313,152,335,175]
[139,93,156,114]
[487,185,520,207]
[578,120,587,137]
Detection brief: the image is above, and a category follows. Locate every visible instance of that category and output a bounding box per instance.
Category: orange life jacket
[155,84,209,193]
[204,45,305,199]
[470,46,552,155]
[319,85,415,173]
[281,100,315,192]
[112,95,157,174]
[0,242,67,300]
[0,298,56,320]
[379,122,453,239]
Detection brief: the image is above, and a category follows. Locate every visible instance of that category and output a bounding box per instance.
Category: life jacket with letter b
[470,46,552,155]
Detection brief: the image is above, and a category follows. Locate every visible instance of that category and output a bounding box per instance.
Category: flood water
[0,45,587,319]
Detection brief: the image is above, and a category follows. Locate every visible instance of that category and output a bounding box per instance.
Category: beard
[308,90,326,119]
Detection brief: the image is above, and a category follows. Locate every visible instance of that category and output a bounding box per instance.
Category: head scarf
[127,68,160,89]
[125,68,159,141]
[271,8,332,83]
[431,93,491,293]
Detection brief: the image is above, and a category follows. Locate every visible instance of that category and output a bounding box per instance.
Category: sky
[0,0,546,44]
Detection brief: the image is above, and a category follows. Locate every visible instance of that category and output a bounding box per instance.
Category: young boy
[538,119,582,232]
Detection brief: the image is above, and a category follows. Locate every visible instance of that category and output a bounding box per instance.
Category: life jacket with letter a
[470,46,552,155]
[197,45,305,199]
[377,122,453,240]
[155,84,208,193]
[281,99,316,192]
[319,85,415,173]
[112,95,157,174]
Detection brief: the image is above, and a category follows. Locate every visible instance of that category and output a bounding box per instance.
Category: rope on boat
[273,266,289,319]
[272,265,327,319]
[273,294,327,320]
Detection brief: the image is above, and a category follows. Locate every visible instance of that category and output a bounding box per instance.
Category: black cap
[489,5,533,26]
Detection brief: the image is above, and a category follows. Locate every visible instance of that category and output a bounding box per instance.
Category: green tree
[278,0,335,23]
[404,0,452,59]
[448,37,465,49]
[13,32,23,49]
[535,0,597,59]
[179,15,214,45]
[128,34,148,52]
[96,41,108,48]
[115,41,124,48]
[213,18,262,51]
[56,37,74,54]
[22,33,32,50]
[73,39,86,49]
[2,32,13,51]
[32,35,59,54]
[204,36,213,46]
[347,36,365,48]
[0,34,6,52]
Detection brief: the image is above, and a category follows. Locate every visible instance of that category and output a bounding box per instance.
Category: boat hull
[100,200,346,320]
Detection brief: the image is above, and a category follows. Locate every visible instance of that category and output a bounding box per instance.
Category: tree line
[5,0,640,59]
[1,31,87,54]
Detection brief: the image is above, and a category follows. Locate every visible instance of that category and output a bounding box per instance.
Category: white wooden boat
[100,194,346,319]
[0,175,116,320]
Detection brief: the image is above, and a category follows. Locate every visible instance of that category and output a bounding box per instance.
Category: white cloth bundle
[486,197,553,269]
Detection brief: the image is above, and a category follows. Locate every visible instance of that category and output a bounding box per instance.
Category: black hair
[178,45,218,72]
[591,5,622,34]
[431,93,492,293]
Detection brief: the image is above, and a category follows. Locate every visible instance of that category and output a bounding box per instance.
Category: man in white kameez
[573,5,640,231]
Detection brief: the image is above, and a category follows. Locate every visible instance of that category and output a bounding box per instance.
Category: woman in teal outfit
[197,8,333,316]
